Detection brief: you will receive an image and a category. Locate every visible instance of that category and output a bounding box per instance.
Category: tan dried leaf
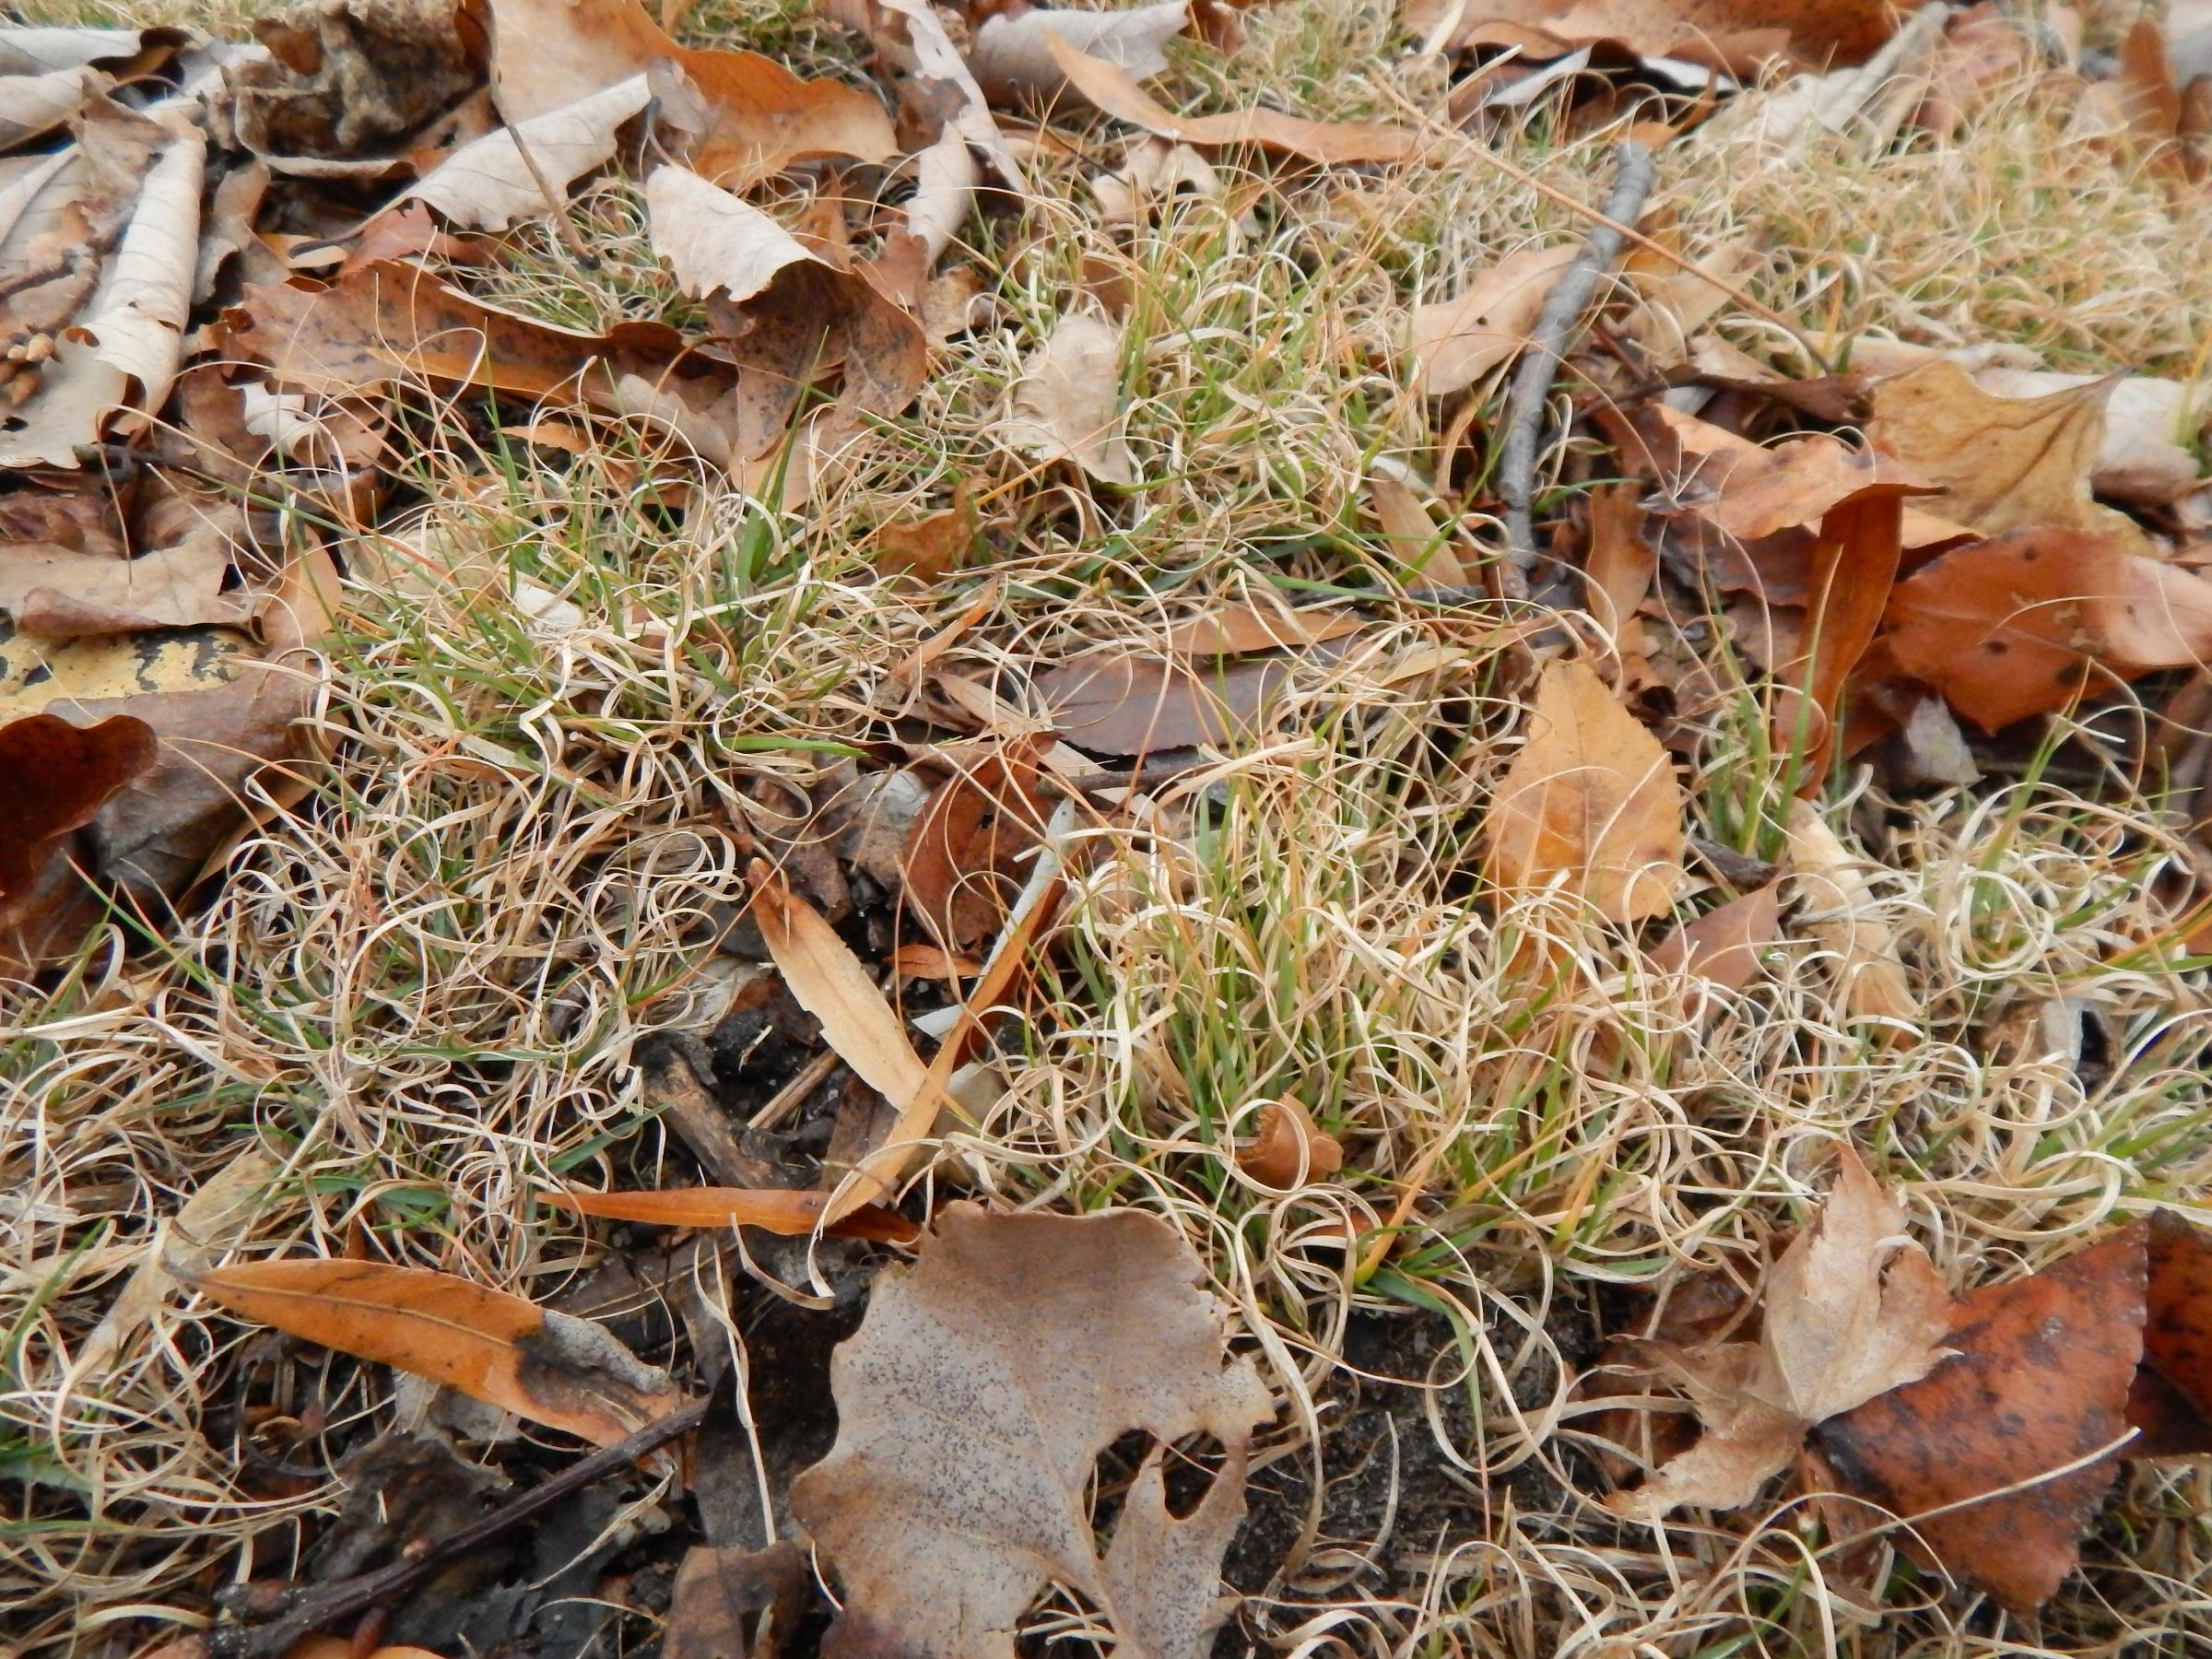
[1609,1147,1953,1517]
[1649,882,1783,991]
[1237,1099,1344,1189]
[1867,360,2149,551]
[1046,35,1435,165]
[406,76,652,232]
[970,0,1191,104]
[1485,658,1686,923]
[1004,312,1136,485]
[1409,245,1577,395]
[1783,798,1916,1027]
[790,1204,1275,1659]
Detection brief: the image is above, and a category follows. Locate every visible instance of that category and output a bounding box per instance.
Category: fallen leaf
[1046,35,1436,165]
[665,1542,811,1659]
[1237,1099,1344,1189]
[0,710,158,974]
[970,0,1192,104]
[1408,244,1577,395]
[1582,480,1655,643]
[482,0,896,190]
[747,863,933,1124]
[1484,658,1686,923]
[405,76,653,231]
[1407,0,1894,71]
[1867,360,2149,551]
[789,1204,1275,1659]
[2132,1208,2212,1454]
[1610,1148,1953,1518]
[541,1186,920,1243]
[191,1259,690,1446]
[1783,488,1903,783]
[2,498,251,637]
[1035,653,1288,753]
[1092,136,1226,222]
[76,1146,280,1373]
[1882,528,2212,731]
[1974,367,2204,508]
[1814,1226,2147,1614]
[1004,312,1136,485]
[1368,476,1469,583]
[1783,798,1916,1027]
[899,739,1048,948]
[1618,237,1760,366]
[645,164,928,432]
[1648,882,1783,990]
[876,484,979,578]
[1162,598,1364,656]
[0,114,205,469]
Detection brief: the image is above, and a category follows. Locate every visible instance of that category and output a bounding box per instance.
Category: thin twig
[208,1394,714,1658]
[1497,139,1656,606]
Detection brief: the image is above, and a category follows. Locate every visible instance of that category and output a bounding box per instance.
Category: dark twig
[1497,139,1658,607]
[209,1393,714,1659]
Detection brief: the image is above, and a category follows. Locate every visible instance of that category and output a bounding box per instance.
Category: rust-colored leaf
[191,1259,690,1447]
[789,1205,1275,1659]
[1236,1099,1344,1190]
[0,711,159,972]
[2133,1208,2212,1454]
[1649,882,1783,991]
[1046,35,1437,165]
[542,1186,919,1243]
[1485,658,1686,923]
[1582,482,1654,641]
[1881,528,2212,731]
[899,740,1049,949]
[1784,488,1903,785]
[1814,1226,2147,1615]
[1035,653,1290,755]
[1406,0,1897,70]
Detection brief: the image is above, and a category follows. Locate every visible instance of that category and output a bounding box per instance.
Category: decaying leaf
[1162,598,1364,656]
[1406,0,1896,72]
[482,0,896,190]
[1609,1148,1953,1518]
[405,76,652,231]
[1867,360,2150,551]
[665,1542,812,1659]
[1649,882,1783,991]
[1814,1227,2147,1614]
[1783,798,1916,1026]
[1408,244,1577,395]
[789,1204,1275,1659]
[1484,658,1686,923]
[970,0,1191,104]
[1003,312,1136,485]
[899,739,1048,948]
[1035,652,1289,754]
[1882,528,2212,731]
[1046,36,1436,165]
[542,1186,920,1243]
[191,1259,691,1446]
[0,710,159,974]
[1237,1099,1344,1189]
[1974,368,2204,508]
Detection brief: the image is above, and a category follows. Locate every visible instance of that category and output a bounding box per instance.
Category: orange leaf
[1787,488,1903,785]
[1813,1226,2147,1615]
[1485,659,1686,923]
[192,1260,689,1447]
[2132,1208,2212,1454]
[1236,1100,1344,1190]
[1882,529,2212,731]
[543,1187,919,1244]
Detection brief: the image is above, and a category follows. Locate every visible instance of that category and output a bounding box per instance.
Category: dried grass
[6,3,2212,1657]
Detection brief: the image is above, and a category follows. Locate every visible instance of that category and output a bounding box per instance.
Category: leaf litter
[13,0,2212,1654]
